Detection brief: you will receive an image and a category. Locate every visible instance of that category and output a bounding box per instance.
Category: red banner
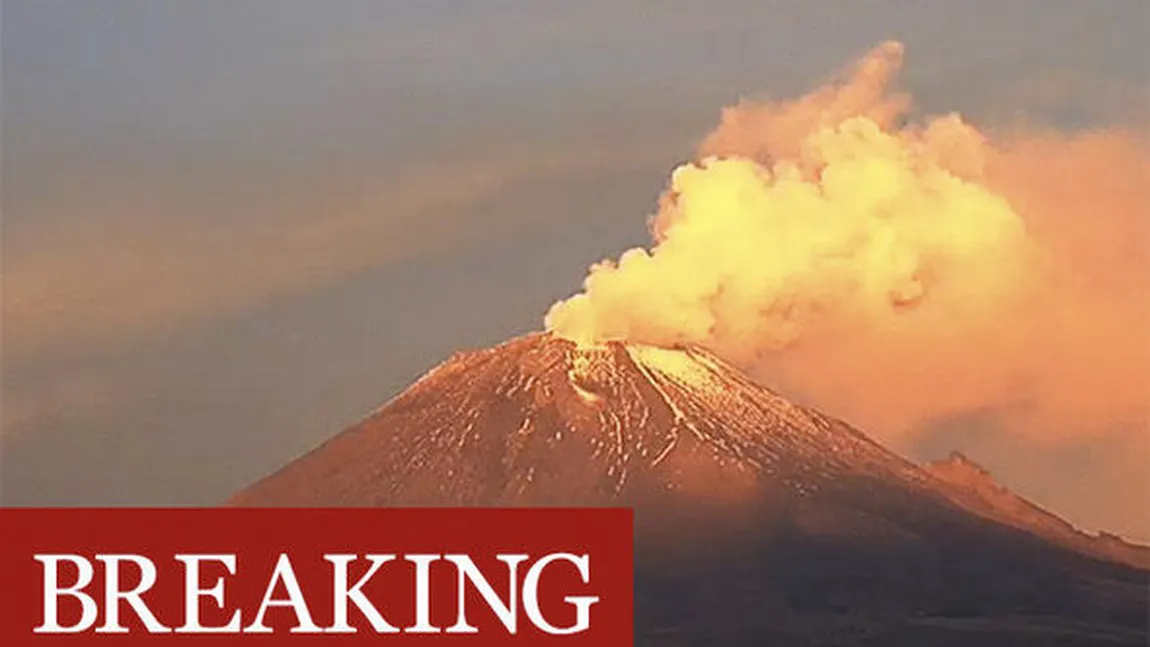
[0,508,633,646]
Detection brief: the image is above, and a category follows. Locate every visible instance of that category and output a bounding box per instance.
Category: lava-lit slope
[232,333,1149,646]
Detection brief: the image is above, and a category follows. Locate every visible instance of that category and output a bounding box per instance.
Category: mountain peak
[231,332,1148,643]
[233,330,919,510]
[232,332,1147,571]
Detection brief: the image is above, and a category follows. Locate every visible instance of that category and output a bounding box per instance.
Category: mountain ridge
[924,451,1149,568]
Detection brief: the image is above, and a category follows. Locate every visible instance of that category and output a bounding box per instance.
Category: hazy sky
[2,1,1147,538]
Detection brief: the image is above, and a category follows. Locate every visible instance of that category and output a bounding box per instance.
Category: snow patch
[570,380,602,404]
[625,344,714,391]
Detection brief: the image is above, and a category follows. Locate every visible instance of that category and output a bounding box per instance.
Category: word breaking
[0,508,633,646]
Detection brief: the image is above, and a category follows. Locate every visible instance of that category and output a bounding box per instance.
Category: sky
[2,1,1147,539]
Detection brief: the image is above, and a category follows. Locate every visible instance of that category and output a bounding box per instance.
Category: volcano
[232,333,1148,645]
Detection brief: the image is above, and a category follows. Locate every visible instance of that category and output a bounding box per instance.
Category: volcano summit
[233,333,929,509]
[233,333,1148,645]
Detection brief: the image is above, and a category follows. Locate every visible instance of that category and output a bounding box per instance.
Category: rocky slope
[232,333,1149,645]
[925,451,1149,569]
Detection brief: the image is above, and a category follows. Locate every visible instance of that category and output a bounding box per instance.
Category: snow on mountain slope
[232,333,931,509]
[230,332,1149,645]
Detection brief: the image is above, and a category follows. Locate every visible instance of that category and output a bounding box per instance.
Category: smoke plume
[545,42,1149,488]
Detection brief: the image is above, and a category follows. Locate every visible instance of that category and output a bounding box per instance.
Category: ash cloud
[546,42,1149,537]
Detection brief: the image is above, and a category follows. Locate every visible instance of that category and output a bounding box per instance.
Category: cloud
[546,42,1150,538]
[1,371,121,438]
[3,137,671,363]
